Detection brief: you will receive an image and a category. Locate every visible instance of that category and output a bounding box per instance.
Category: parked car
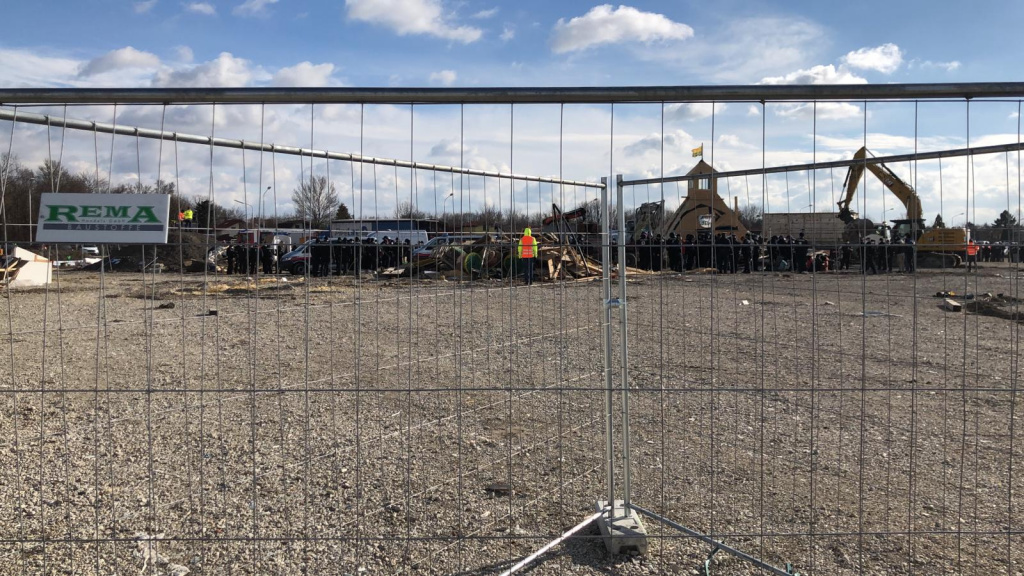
[412,234,483,260]
[279,241,315,275]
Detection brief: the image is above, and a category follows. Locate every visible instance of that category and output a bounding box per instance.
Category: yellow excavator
[838,146,968,267]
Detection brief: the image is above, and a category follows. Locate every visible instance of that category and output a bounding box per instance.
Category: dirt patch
[2,266,1023,575]
[963,293,1024,322]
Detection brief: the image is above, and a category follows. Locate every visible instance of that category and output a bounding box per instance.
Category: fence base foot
[595,500,648,556]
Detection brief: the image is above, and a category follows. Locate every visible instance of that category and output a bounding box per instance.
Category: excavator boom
[838,146,923,222]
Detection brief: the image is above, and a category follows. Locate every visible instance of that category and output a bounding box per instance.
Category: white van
[413,234,484,260]
[365,230,429,246]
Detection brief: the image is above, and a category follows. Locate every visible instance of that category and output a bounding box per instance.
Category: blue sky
[0,0,1003,87]
[1,1,1022,224]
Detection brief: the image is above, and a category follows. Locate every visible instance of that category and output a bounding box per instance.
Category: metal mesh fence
[0,86,1022,575]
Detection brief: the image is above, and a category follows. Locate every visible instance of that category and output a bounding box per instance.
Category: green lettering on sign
[80,206,102,217]
[104,206,129,218]
[46,205,78,222]
[128,206,159,223]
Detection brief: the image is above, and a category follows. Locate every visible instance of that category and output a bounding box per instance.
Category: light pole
[441,192,454,233]
[951,212,965,228]
[259,186,272,231]
[233,199,251,228]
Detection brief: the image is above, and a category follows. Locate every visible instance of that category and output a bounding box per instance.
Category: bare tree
[292,175,339,228]
[394,200,427,220]
[737,203,763,230]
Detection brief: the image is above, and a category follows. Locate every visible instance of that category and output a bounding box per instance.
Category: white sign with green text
[36,193,171,244]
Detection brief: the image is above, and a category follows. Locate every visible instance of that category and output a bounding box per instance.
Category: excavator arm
[837,146,924,223]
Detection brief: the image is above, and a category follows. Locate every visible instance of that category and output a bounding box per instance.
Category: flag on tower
[691,144,703,158]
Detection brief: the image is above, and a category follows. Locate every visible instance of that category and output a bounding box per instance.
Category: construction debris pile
[1,247,52,288]
[80,231,216,273]
[383,233,604,281]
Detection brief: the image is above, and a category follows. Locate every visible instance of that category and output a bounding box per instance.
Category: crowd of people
[624,231,821,274]
[217,231,1023,281]
[224,243,286,275]
[621,231,1023,275]
[305,237,415,277]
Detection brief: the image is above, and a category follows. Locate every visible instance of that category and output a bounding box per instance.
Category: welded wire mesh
[0,89,1021,575]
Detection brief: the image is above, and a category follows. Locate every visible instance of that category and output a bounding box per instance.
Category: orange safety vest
[520,235,535,258]
[966,242,979,256]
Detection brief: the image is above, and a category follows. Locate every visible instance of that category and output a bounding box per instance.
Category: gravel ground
[1,263,1022,575]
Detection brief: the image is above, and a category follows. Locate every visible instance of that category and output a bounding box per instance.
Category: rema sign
[36,193,171,244]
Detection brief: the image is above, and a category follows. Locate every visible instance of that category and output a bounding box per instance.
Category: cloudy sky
[1,0,1022,225]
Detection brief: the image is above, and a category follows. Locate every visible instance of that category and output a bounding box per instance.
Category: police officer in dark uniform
[794,232,809,273]
[261,243,273,274]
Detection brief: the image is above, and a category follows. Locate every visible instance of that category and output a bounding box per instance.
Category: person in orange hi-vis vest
[965,239,979,272]
[518,227,538,285]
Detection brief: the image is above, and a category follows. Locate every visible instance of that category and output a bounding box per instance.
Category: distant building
[330,218,442,235]
[763,212,847,246]
[661,160,749,239]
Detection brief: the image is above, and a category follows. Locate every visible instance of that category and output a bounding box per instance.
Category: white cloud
[233,0,279,17]
[760,64,867,85]
[664,102,725,123]
[0,48,80,87]
[175,45,194,63]
[629,17,825,84]
[500,24,515,41]
[758,58,869,120]
[1011,111,1020,120]
[622,130,695,157]
[915,59,961,72]
[551,5,693,54]
[471,7,498,19]
[345,0,483,43]
[134,0,158,13]
[78,47,161,78]
[747,104,761,117]
[186,2,217,15]
[773,102,864,120]
[717,134,756,149]
[427,138,500,172]
[428,69,457,86]
[272,62,336,86]
[153,52,265,87]
[842,43,903,74]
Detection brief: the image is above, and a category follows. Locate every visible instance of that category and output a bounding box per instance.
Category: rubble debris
[109,230,215,273]
[1,247,51,288]
[485,482,512,496]
[383,233,624,282]
[962,293,1024,322]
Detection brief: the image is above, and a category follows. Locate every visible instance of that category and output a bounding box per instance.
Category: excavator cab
[891,218,927,241]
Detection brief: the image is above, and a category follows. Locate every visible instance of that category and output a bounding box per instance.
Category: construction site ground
[1,263,1022,575]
